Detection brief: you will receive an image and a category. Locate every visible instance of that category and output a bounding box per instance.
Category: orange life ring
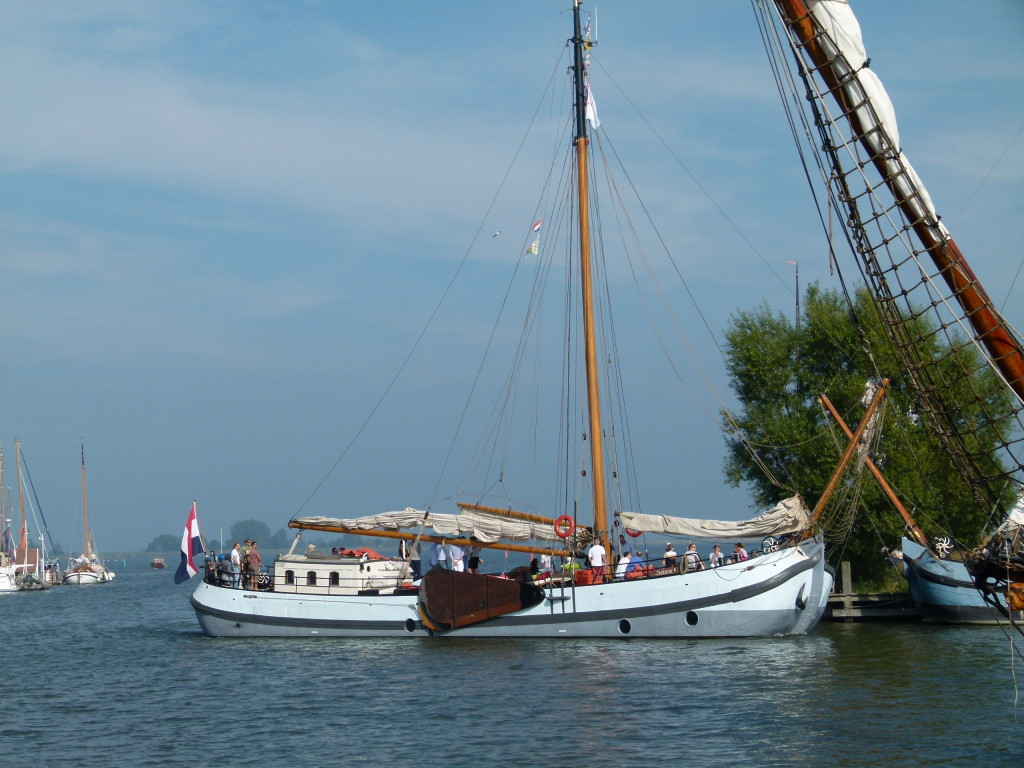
[626,528,642,537]
[554,515,575,539]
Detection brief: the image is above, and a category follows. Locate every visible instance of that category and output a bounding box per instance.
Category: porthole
[618,619,632,635]
[685,610,698,626]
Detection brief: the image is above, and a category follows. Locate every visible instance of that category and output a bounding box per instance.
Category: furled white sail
[806,0,939,226]
[619,496,811,539]
[294,507,584,544]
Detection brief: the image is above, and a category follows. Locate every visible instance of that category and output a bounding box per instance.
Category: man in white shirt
[614,550,631,581]
[587,540,607,583]
[230,542,242,589]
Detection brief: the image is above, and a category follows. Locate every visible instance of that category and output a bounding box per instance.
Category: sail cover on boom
[619,496,812,539]
[294,507,591,544]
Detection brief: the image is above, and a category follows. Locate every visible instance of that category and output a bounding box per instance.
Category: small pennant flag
[526,239,539,255]
[174,501,205,584]
[531,219,542,232]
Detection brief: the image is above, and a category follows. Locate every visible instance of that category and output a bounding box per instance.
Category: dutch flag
[174,501,204,584]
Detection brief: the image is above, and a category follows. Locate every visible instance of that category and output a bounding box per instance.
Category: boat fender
[626,528,641,538]
[554,515,575,539]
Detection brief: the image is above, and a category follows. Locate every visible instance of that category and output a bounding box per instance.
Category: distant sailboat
[63,442,114,586]
[0,448,17,593]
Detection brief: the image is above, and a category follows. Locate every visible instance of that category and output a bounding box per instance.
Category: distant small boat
[151,558,167,569]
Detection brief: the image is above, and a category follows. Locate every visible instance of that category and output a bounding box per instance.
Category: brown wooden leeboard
[419,568,546,630]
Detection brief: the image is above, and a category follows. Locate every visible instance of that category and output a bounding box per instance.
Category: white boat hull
[63,568,115,585]
[191,539,832,638]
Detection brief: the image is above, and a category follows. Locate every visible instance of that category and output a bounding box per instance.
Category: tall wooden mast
[16,440,27,554]
[571,1,609,561]
[81,441,91,559]
[772,0,1024,403]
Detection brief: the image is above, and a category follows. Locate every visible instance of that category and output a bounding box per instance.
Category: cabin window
[306,571,317,586]
[330,572,340,586]
[285,570,295,585]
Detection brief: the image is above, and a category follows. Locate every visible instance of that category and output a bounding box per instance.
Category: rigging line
[953,120,1024,228]
[594,56,794,299]
[752,0,840,282]
[458,127,575,499]
[756,1,886,387]
[438,63,577,507]
[590,126,783,488]
[292,59,567,521]
[976,124,1024,309]
[17,447,57,555]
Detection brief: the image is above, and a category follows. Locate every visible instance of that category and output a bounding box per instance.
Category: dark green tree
[721,284,1011,583]
[229,519,271,545]
[146,534,179,552]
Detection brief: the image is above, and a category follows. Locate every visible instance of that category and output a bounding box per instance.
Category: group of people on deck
[425,539,484,575]
[668,542,749,571]
[589,539,751,583]
[211,538,262,589]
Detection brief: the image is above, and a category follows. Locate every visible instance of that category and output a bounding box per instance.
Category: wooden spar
[819,393,931,550]
[811,379,888,524]
[456,502,557,526]
[15,441,27,555]
[285,519,571,558]
[456,502,594,533]
[572,0,610,565]
[80,441,91,559]
[773,0,1024,403]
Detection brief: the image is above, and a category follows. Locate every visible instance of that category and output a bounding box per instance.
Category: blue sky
[1,1,1022,552]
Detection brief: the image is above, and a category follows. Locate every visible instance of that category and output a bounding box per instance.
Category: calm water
[2,556,1021,766]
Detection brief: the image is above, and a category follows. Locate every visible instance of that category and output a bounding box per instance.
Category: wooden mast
[16,440,27,558]
[80,441,91,559]
[772,0,1024,403]
[572,0,610,565]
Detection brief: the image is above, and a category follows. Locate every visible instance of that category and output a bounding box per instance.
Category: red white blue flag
[531,219,542,232]
[174,501,204,584]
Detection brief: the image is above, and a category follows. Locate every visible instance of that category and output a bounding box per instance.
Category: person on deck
[587,540,607,583]
[430,541,447,570]
[617,533,628,560]
[450,542,465,572]
[539,551,552,575]
[734,543,749,562]
[241,539,253,589]
[614,551,631,581]
[247,541,262,589]
[468,541,483,574]
[708,544,725,567]
[626,550,645,578]
[663,543,678,569]
[409,540,422,579]
[230,542,242,588]
[684,543,705,571]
